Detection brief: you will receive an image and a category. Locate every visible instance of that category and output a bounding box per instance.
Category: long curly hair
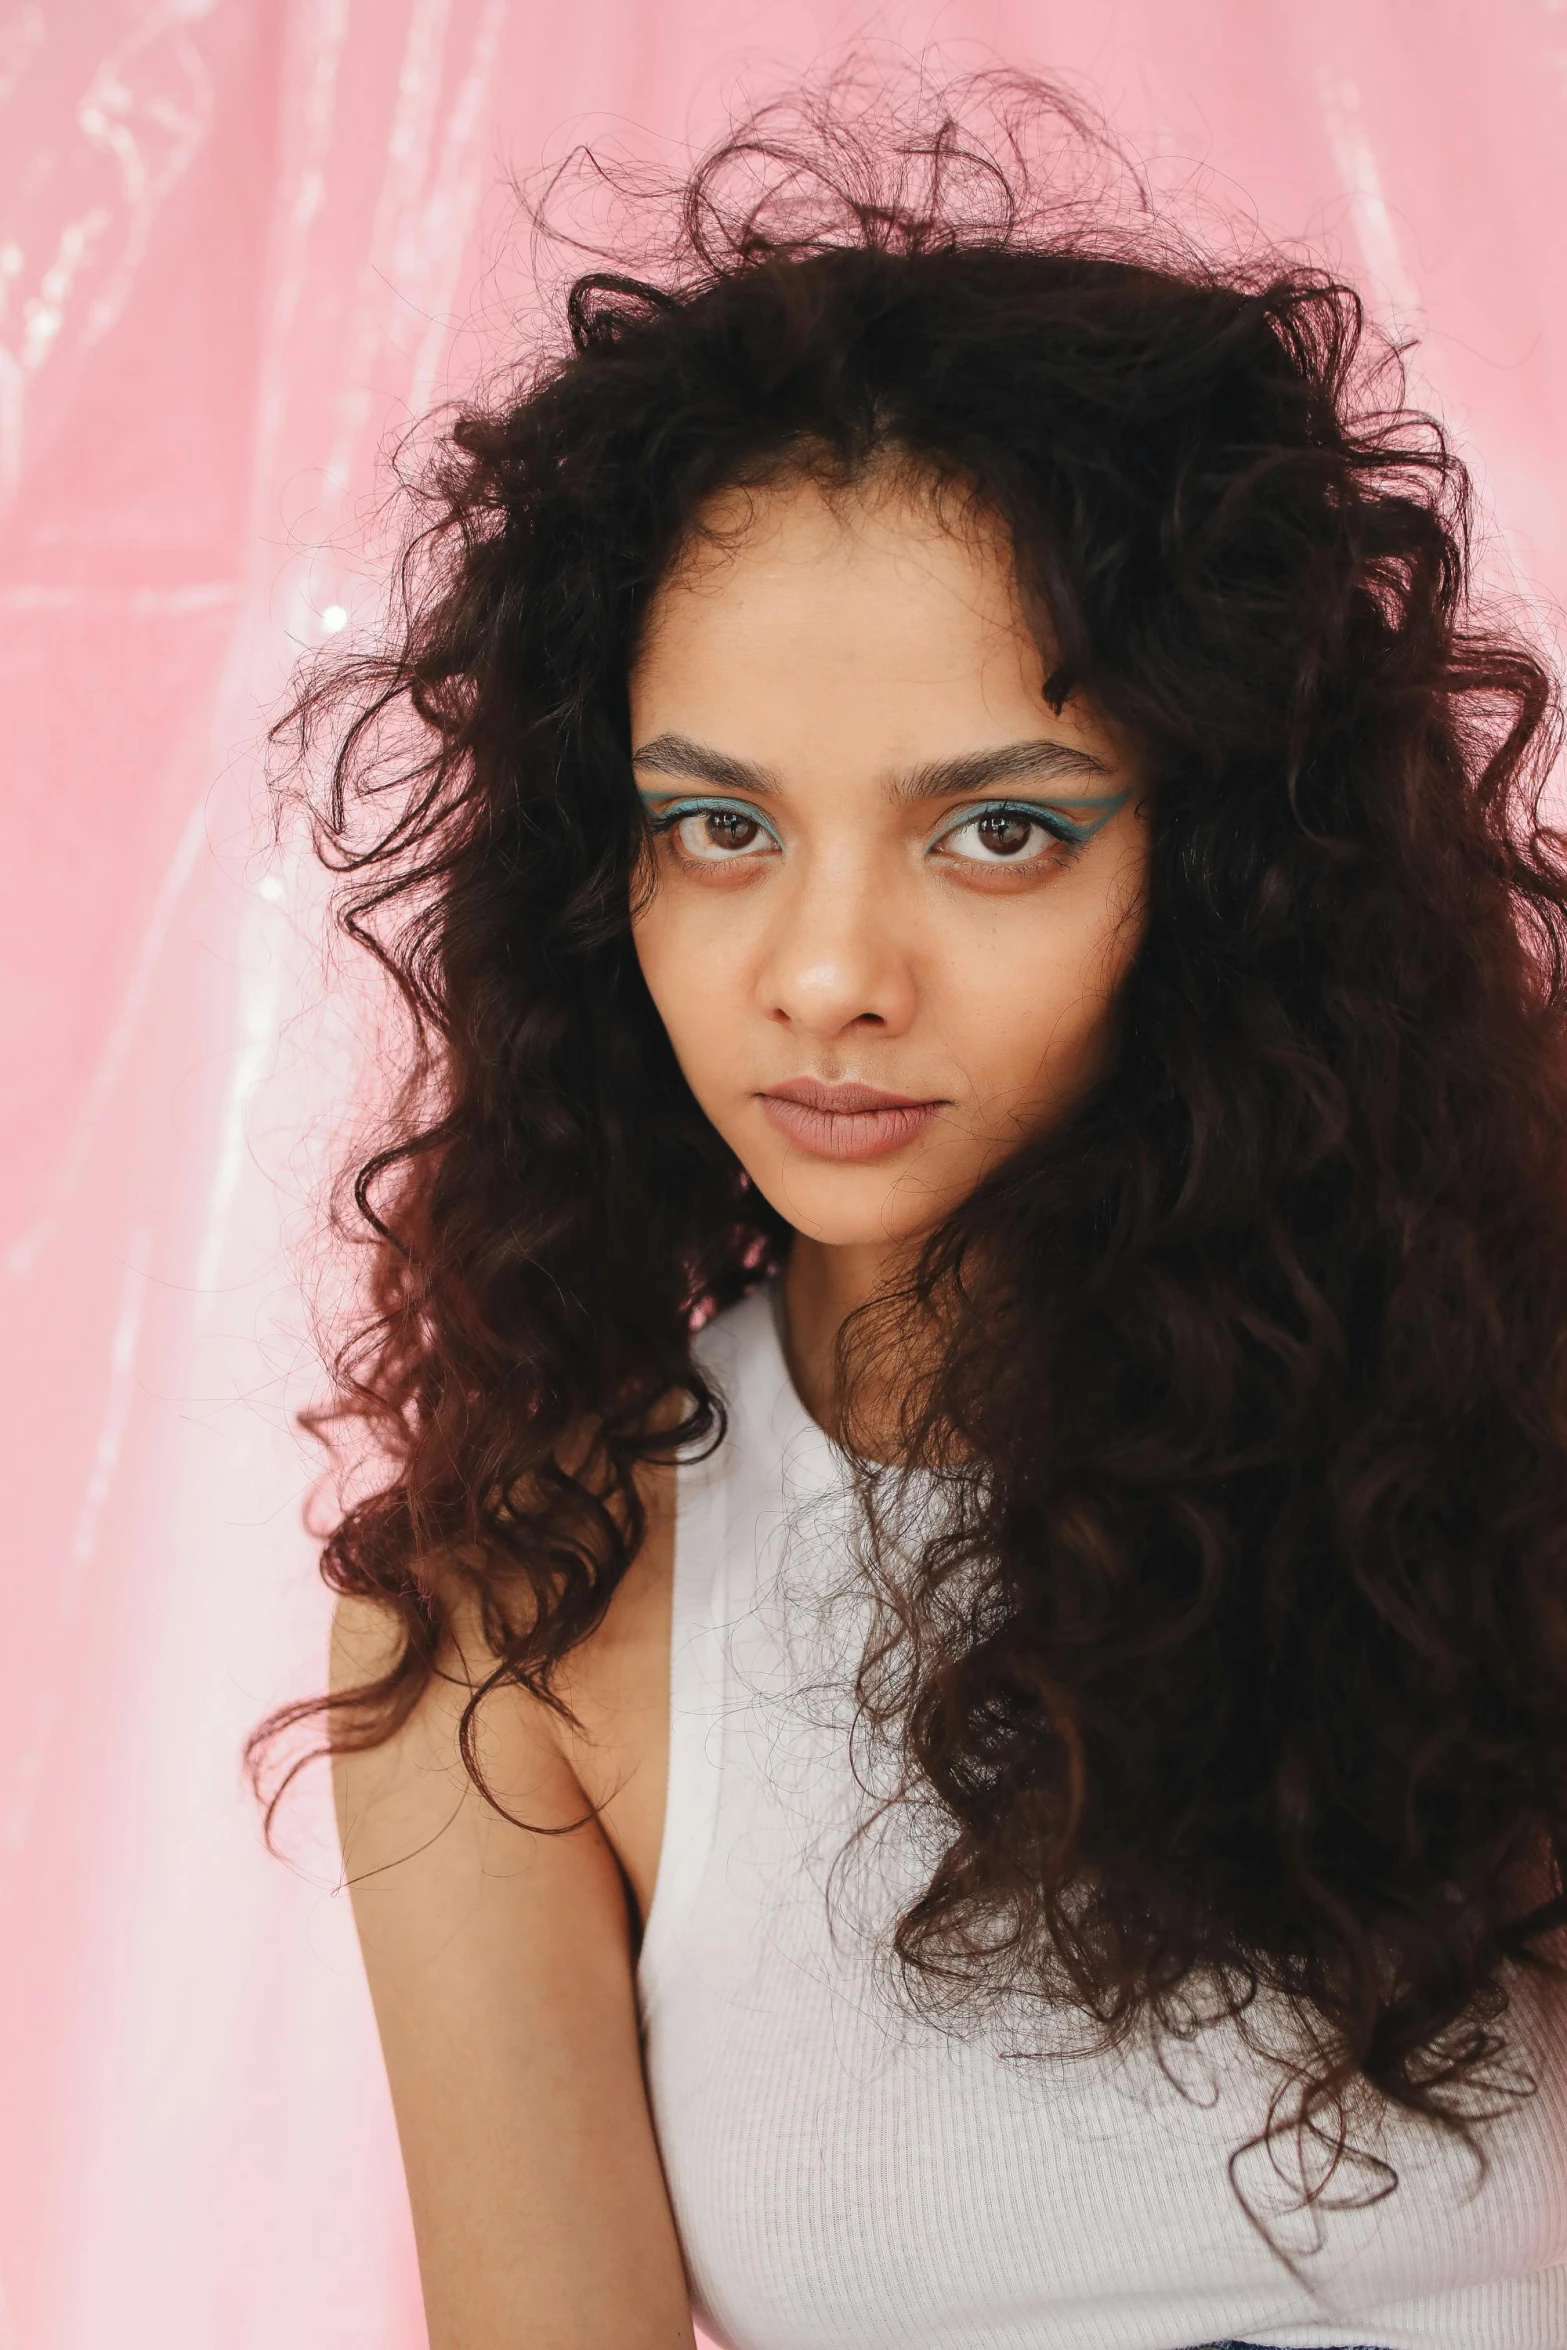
[252,70,1567,2230]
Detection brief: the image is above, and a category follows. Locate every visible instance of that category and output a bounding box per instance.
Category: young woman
[254,82,1567,2350]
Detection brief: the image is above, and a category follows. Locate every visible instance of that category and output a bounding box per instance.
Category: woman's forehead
[634,475,1032,702]
[630,473,1121,780]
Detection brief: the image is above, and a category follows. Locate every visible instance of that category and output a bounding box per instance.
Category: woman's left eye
[934,807,1070,866]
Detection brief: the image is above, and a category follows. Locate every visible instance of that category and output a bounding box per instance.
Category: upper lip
[760,1078,940,1113]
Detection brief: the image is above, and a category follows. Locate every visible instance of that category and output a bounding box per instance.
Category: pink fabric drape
[2,4,1561,2342]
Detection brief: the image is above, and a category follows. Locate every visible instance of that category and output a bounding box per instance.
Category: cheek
[630,899,684,1041]
[934,878,1145,1115]
[937,965,1072,1114]
[631,892,743,1094]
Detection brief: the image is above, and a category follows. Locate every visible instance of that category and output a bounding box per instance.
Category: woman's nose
[754,858,917,1039]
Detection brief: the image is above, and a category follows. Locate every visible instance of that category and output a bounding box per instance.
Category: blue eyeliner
[638,789,783,845]
[932,790,1130,848]
[637,785,1130,852]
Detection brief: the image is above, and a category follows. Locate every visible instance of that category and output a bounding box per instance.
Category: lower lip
[759,1095,942,1162]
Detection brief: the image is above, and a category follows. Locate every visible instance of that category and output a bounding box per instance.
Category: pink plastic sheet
[2,4,1562,2343]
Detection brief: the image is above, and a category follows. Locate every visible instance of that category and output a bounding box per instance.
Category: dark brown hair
[252,72,1567,2235]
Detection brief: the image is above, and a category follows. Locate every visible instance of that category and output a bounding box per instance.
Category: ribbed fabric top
[636,1283,1567,2350]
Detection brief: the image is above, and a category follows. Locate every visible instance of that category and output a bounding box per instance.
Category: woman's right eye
[681,810,757,854]
[660,804,778,861]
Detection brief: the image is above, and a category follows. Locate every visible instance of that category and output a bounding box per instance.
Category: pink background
[2,3,1563,2343]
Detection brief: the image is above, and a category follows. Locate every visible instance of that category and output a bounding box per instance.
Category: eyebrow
[631,731,1116,804]
[887,739,1114,803]
[632,733,781,796]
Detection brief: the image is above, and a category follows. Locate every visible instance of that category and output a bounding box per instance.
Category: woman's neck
[781,1235,911,1446]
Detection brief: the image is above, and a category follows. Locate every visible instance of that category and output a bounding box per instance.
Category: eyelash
[644,797,783,862]
[931,799,1102,861]
[642,794,1110,870]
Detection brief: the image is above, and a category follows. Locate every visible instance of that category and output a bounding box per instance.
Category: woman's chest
[643,1913,1567,2350]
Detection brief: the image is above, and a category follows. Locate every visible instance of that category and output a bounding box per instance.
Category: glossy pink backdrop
[2,3,1563,2343]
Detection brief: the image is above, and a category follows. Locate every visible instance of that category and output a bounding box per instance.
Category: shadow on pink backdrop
[1,4,1562,2344]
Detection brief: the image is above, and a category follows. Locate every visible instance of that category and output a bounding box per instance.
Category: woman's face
[629,469,1151,1256]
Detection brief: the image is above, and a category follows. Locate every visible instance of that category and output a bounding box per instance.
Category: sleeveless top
[635,1284,1567,2350]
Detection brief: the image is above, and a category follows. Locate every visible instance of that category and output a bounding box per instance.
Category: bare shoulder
[327,1482,690,2350]
[330,1421,678,1924]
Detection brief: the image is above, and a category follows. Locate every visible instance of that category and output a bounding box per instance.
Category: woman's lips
[758,1079,944,1163]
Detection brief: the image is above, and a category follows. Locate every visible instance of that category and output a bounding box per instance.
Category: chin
[748,1157,962,1253]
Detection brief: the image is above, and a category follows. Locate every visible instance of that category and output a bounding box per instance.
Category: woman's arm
[331,1592,697,2350]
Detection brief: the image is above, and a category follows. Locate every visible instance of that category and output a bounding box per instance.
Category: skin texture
[630,467,1151,1422]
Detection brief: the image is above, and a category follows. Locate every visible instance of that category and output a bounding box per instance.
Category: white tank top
[636,1283,1567,2350]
